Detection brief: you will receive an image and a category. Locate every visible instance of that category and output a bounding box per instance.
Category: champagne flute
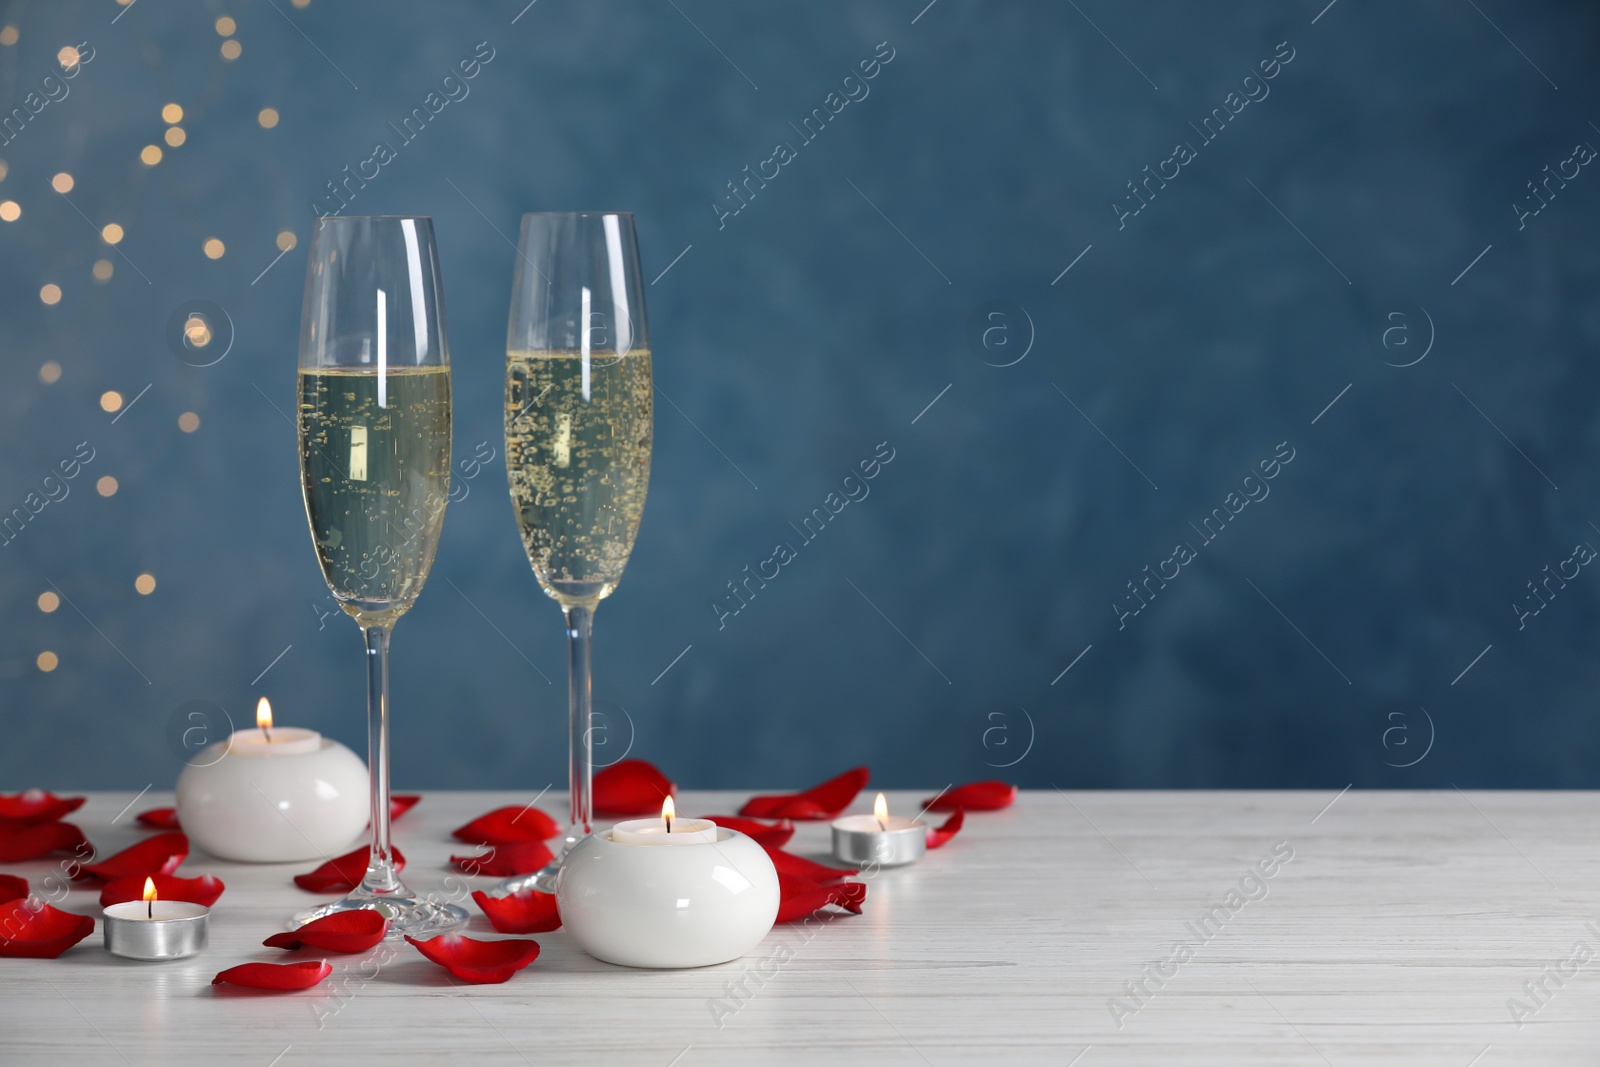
[498,212,652,894]
[293,215,467,936]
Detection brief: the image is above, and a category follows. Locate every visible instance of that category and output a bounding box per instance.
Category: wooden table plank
[0,790,1595,1065]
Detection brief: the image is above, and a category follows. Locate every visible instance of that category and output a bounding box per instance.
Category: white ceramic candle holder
[556,827,779,969]
[176,730,368,863]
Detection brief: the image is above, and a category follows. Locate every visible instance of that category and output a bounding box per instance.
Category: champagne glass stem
[361,623,401,894]
[562,604,595,855]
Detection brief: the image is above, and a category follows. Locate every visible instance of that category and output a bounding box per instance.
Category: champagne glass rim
[520,210,635,218]
[313,214,435,223]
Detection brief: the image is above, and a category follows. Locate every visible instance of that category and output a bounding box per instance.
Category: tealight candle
[223,697,322,755]
[555,797,780,969]
[610,796,719,844]
[103,878,209,961]
[831,792,926,867]
[176,696,368,863]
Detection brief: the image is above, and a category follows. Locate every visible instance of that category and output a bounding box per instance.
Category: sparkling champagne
[505,349,652,604]
[298,366,451,624]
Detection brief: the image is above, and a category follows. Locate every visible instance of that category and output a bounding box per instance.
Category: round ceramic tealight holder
[556,827,780,969]
[176,729,368,863]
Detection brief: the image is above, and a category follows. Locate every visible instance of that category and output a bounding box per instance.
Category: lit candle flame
[874,792,888,830]
[256,696,273,742]
[662,795,675,833]
[143,876,156,918]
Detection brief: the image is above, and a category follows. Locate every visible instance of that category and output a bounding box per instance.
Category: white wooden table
[0,790,1595,1065]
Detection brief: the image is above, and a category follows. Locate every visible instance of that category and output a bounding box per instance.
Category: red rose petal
[0,898,96,958]
[406,933,541,984]
[923,780,1017,812]
[293,846,406,894]
[452,805,559,846]
[0,790,86,824]
[76,832,188,882]
[775,874,867,923]
[450,841,553,878]
[926,808,965,849]
[761,845,857,883]
[0,821,88,863]
[702,815,795,849]
[99,873,225,908]
[390,794,421,821]
[740,766,869,821]
[263,910,390,952]
[135,807,181,831]
[471,888,561,934]
[0,876,27,904]
[592,759,676,816]
[213,961,333,991]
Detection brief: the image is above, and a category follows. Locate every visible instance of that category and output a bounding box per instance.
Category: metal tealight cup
[102,901,209,961]
[831,814,927,867]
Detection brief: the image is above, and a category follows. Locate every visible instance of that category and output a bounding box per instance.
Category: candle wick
[147,900,153,919]
[876,816,887,831]
[665,815,672,834]
[263,726,272,743]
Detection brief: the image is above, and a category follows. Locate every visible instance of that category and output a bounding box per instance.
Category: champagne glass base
[292,890,469,940]
[490,860,562,897]
[488,825,583,897]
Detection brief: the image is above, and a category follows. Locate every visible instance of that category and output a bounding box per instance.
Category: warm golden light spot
[276,230,297,251]
[92,259,113,282]
[0,26,17,46]
[203,238,225,259]
[39,283,61,305]
[100,390,123,412]
[101,222,123,244]
[135,573,156,595]
[57,46,80,69]
[36,651,58,672]
[37,592,59,613]
[183,314,213,347]
[162,103,183,124]
[215,16,236,37]
[38,361,61,384]
[0,159,8,181]
[258,108,279,129]
[178,411,201,433]
[50,172,72,193]
[220,39,241,60]
[291,0,310,8]
[96,475,118,497]
[0,200,19,222]
[164,127,186,147]
[140,145,163,166]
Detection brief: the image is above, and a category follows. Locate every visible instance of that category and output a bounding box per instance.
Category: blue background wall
[3,0,1598,793]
